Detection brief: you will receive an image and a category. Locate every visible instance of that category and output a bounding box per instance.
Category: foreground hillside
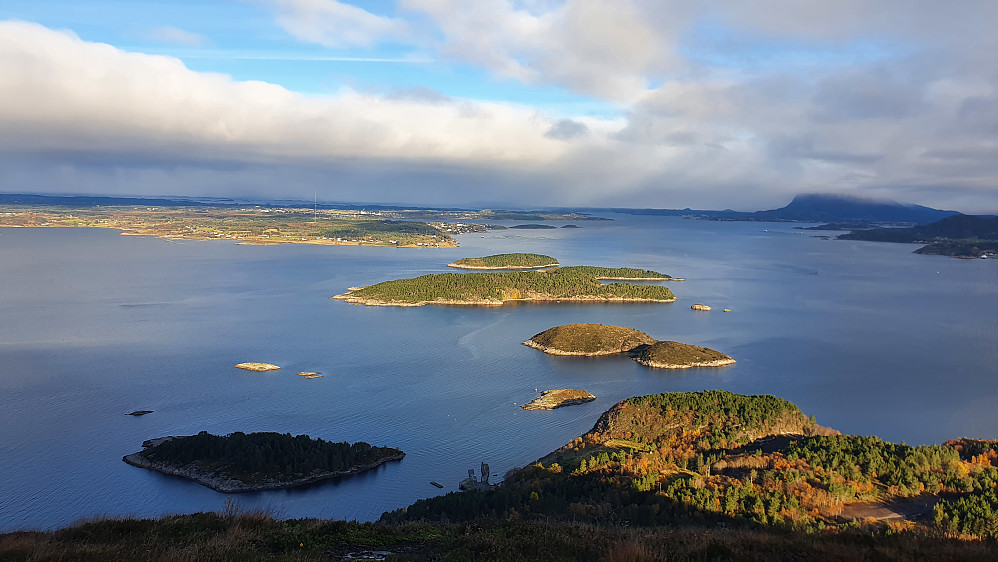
[388,391,998,540]
[4,514,996,561]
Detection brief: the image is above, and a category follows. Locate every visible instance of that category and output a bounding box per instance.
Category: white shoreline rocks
[634,357,737,369]
[447,262,560,270]
[521,389,596,410]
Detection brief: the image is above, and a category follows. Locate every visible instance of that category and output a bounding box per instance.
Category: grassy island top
[387,389,998,542]
[524,323,656,355]
[234,362,280,371]
[334,267,676,307]
[635,340,735,369]
[522,389,596,410]
[136,431,403,486]
[448,253,559,270]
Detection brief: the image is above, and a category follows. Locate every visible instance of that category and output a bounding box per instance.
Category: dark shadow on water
[132,457,404,496]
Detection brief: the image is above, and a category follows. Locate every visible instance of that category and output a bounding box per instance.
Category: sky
[1,1,997,212]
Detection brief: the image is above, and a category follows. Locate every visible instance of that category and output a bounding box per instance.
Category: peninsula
[386,389,998,544]
[333,266,677,307]
[523,323,655,356]
[448,253,559,270]
[634,340,736,369]
[122,432,404,493]
[566,265,679,281]
[521,389,596,410]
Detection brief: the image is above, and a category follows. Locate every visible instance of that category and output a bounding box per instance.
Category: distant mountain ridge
[750,193,959,223]
[0,192,965,225]
[614,193,961,224]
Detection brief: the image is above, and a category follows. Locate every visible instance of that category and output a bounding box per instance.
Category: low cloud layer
[2,2,998,212]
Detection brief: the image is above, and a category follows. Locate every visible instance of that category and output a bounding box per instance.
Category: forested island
[635,341,736,369]
[386,390,998,542]
[510,223,557,229]
[839,215,998,258]
[448,253,559,270]
[333,267,677,307]
[122,432,404,492]
[523,324,655,356]
[524,324,734,369]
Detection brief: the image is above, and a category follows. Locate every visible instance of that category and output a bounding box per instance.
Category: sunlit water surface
[1,215,996,531]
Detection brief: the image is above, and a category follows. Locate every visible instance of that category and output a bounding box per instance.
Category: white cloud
[0,21,575,165]
[398,0,681,102]
[267,0,409,48]
[3,8,998,212]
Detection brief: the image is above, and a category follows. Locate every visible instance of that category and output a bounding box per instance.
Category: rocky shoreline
[235,362,280,371]
[122,441,404,493]
[633,356,736,369]
[522,323,657,356]
[332,292,677,307]
[447,262,559,270]
[596,276,683,281]
[522,339,634,356]
[522,389,596,410]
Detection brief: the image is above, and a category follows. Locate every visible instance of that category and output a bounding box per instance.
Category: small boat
[430,481,443,488]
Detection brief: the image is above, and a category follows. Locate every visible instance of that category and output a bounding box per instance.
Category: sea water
[1,214,996,531]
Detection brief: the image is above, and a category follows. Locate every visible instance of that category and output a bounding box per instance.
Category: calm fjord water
[1,215,996,531]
